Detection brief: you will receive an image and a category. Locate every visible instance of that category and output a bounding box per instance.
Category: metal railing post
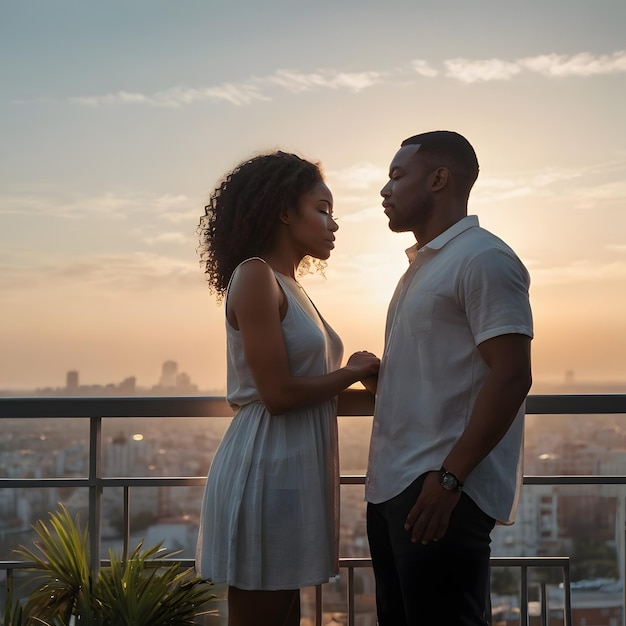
[520,564,528,626]
[88,415,102,573]
[540,581,548,625]
[347,565,355,626]
[315,584,323,626]
[563,560,572,626]
[123,486,130,561]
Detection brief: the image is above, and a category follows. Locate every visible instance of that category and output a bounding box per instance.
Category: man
[364,131,533,625]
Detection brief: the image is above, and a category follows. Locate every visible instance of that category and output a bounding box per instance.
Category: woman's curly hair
[197,151,325,299]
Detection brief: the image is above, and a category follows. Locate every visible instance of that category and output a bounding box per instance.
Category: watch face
[441,472,458,491]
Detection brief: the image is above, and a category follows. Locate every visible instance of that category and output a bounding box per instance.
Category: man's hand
[404,471,461,544]
[360,374,378,396]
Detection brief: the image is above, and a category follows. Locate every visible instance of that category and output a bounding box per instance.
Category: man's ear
[431,167,449,191]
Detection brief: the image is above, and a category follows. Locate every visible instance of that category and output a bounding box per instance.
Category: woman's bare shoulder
[230,257,273,286]
[229,257,280,307]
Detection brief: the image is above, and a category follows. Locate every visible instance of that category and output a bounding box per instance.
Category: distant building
[152,361,199,395]
[66,370,79,392]
[159,360,178,388]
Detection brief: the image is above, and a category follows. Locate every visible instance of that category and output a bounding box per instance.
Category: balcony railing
[2,390,626,625]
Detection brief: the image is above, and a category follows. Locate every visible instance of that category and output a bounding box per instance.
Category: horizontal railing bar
[1,556,570,570]
[5,475,626,489]
[526,394,626,414]
[96,477,208,487]
[0,559,199,570]
[336,556,571,568]
[2,391,626,419]
[0,477,208,488]
[490,556,570,567]
[523,475,626,485]
[0,396,232,418]
[340,475,626,485]
[0,478,94,488]
[0,561,33,569]
[345,391,626,416]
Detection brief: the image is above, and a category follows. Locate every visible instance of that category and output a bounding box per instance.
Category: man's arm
[442,333,532,482]
[403,333,532,544]
[361,375,378,396]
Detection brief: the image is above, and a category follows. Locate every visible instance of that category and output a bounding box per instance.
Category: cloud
[474,157,626,206]
[607,244,626,254]
[141,232,189,245]
[519,51,626,77]
[444,58,522,83]
[0,251,199,294]
[22,49,621,108]
[474,168,583,203]
[410,59,438,77]
[70,83,268,108]
[531,260,626,286]
[0,191,199,220]
[323,162,388,219]
[0,192,136,219]
[267,69,383,93]
[421,50,626,84]
[572,180,626,209]
[66,68,383,108]
[327,163,388,190]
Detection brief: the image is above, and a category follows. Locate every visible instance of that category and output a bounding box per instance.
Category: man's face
[380,144,434,233]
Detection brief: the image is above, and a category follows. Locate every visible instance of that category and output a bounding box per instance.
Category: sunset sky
[1,0,625,392]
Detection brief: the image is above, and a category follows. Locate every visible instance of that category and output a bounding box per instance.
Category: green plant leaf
[13,505,216,626]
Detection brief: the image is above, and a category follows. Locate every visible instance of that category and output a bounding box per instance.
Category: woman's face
[287,182,338,260]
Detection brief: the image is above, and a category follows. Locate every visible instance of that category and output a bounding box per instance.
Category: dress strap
[226,257,267,294]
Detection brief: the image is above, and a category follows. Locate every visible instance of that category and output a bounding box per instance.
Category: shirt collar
[405,215,479,263]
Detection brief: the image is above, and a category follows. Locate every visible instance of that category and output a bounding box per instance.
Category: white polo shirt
[365,215,533,524]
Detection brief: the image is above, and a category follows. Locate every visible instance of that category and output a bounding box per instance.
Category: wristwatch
[438,467,463,492]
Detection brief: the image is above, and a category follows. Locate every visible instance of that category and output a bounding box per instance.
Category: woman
[195,151,379,626]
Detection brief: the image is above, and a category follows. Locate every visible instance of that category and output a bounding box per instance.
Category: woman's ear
[279,211,290,224]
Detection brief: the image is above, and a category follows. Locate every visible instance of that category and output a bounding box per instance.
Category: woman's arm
[228,259,379,415]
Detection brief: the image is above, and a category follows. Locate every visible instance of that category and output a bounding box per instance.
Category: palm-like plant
[98,541,217,626]
[14,505,216,625]
[1,592,24,626]
[13,505,95,624]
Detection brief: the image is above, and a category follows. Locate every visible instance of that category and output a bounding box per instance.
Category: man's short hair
[401,130,479,194]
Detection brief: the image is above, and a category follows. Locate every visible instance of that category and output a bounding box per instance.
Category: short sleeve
[460,248,533,346]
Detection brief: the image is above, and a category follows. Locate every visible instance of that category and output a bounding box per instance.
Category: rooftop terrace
[2,390,626,625]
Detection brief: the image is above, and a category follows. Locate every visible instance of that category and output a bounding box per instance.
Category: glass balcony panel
[0,417,89,479]
[338,415,373,474]
[102,416,232,478]
[0,486,89,560]
[526,413,626,475]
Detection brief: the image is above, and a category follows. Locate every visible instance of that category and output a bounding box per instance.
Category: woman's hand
[345,351,380,380]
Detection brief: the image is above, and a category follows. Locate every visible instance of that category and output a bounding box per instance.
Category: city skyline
[2,1,626,391]
[4,363,626,397]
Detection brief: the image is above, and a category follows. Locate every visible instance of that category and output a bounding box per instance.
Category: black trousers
[366,473,495,626]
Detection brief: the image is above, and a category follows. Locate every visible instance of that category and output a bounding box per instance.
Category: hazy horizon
[2,366,626,396]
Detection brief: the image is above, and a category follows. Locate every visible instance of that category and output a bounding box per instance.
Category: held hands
[404,471,461,544]
[346,351,380,380]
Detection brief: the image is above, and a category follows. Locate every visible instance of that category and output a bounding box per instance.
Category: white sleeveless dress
[196,260,343,590]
